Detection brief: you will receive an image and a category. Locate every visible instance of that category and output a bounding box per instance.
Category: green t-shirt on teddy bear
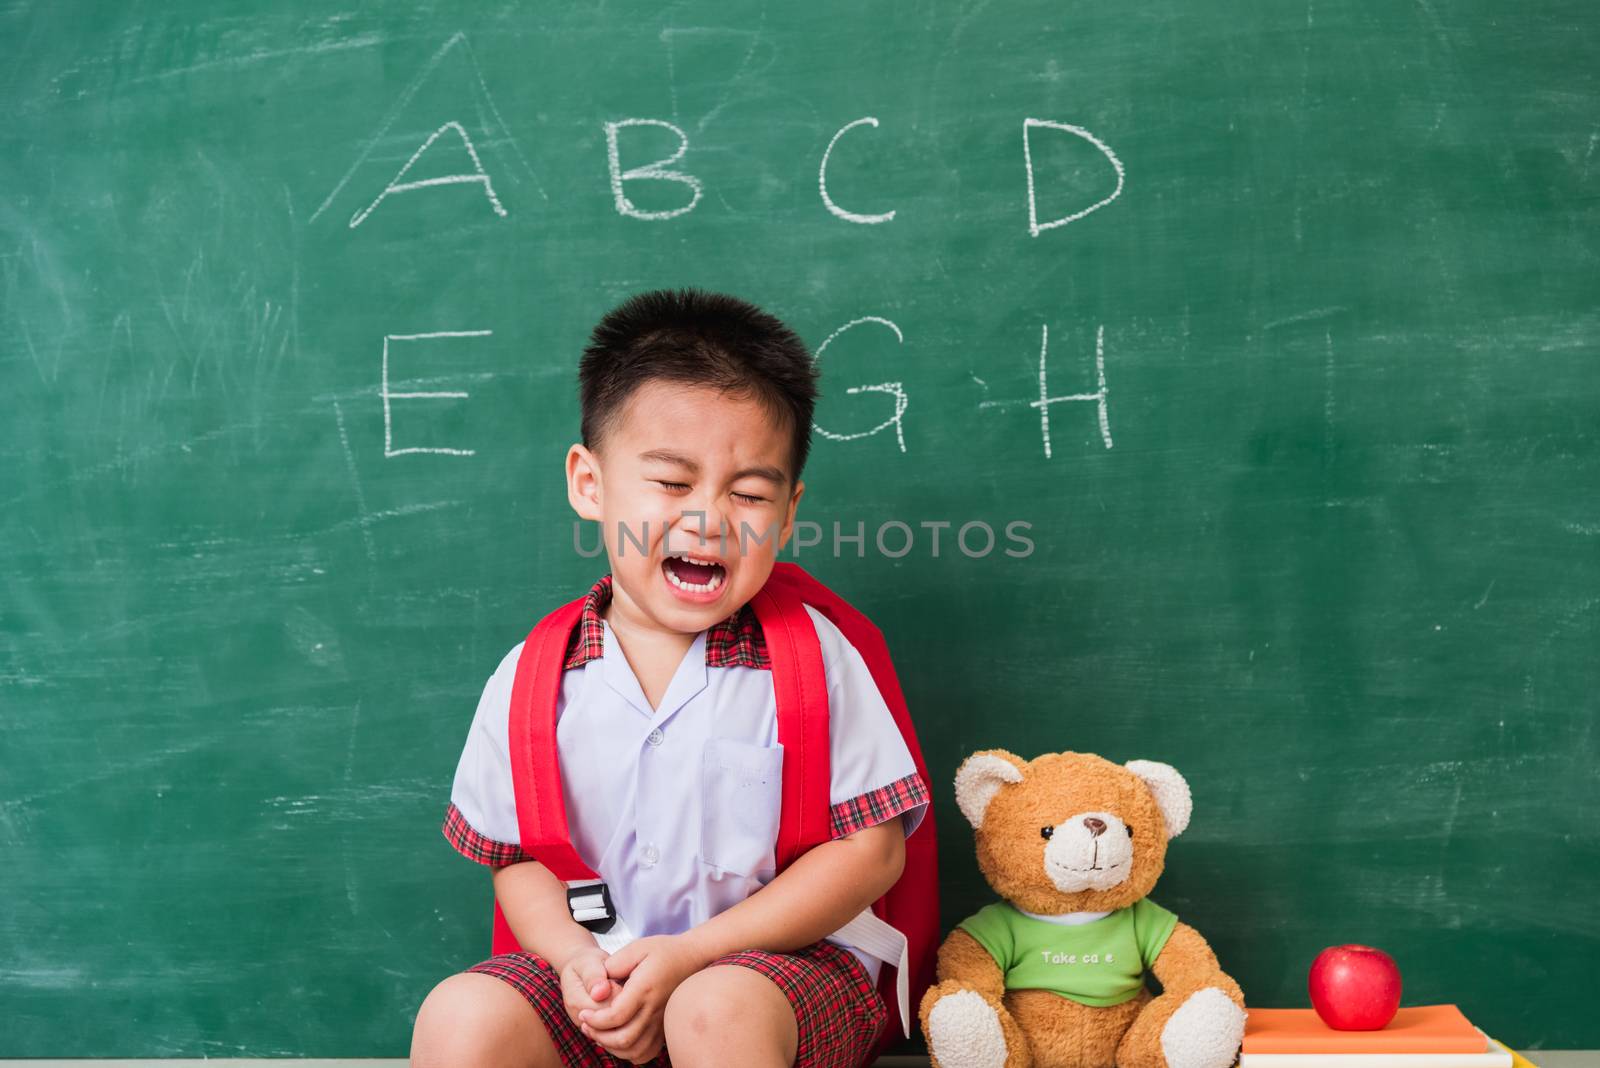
[956,898,1179,1007]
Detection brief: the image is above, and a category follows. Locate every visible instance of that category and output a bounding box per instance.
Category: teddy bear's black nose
[1082,817,1107,837]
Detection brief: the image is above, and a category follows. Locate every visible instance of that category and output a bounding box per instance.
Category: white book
[1240,1033,1512,1068]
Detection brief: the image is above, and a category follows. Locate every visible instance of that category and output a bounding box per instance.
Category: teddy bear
[919,750,1246,1068]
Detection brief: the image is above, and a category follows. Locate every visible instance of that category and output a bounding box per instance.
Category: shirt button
[646,728,664,747]
[640,843,660,867]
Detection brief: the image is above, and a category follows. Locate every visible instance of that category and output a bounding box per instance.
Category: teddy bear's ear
[954,750,1027,828]
[1125,759,1193,839]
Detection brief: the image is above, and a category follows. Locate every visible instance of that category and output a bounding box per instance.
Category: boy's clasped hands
[559,934,708,1064]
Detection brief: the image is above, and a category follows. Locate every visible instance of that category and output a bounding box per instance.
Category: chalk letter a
[349,120,508,228]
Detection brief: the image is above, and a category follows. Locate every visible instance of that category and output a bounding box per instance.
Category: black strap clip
[566,882,617,934]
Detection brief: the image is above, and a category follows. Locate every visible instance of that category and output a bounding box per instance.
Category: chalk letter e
[382,331,489,457]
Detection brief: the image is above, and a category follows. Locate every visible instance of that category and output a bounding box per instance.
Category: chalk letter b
[604,119,703,220]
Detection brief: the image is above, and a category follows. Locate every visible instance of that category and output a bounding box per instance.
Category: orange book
[1244,1005,1487,1055]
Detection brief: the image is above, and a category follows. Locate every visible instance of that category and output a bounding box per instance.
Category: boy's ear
[776,478,805,550]
[566,443,603,521]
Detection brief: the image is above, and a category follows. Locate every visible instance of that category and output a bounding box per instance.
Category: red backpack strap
[762,562,941,1055]
[506,595,600,882]
[749,578,832,870]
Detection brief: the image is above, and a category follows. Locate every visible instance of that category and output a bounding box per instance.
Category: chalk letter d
[1022,119,1125,237]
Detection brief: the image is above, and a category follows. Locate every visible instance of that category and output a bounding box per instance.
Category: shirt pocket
[698,737,784,878]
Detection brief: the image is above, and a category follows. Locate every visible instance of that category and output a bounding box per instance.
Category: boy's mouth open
[661,552,727,603]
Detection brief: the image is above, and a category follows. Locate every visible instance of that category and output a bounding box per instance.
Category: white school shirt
[447,581,929,980]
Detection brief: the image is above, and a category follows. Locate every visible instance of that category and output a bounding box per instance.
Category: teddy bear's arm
[936,928,1008,999]
[921,930,1034,1068]
[1147,923,1243,1006]
[1114,924,1246,1068]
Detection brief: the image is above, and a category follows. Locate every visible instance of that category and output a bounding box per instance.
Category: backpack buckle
[566,881,617,934]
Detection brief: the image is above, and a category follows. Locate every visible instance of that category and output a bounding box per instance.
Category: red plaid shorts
[468,940,887,1068]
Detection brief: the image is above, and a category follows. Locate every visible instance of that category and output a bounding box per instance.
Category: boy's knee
[664,967,724,1042]
[665,965,795,1055]
[411,972,553,1068]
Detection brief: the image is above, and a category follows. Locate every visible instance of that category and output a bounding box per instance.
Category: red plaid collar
[563,573,770,671]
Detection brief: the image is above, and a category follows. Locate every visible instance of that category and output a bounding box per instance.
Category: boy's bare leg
[411,972,561,1068]
[663,964,798,1068]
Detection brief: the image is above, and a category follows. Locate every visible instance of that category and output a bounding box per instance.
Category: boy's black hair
[579,288,820,481]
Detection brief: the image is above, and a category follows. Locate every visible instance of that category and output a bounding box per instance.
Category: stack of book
[1241,1005,1534,1068]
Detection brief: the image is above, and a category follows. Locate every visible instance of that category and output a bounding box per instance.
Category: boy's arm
[492,859,599,963]
[493,859,620,1011]
[445,644,623,1019]
[682,815,906,961]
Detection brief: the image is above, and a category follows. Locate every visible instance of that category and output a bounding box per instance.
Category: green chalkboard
[3,0,1596,1056]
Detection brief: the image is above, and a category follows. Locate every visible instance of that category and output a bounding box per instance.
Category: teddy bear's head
[954,749,1192,915]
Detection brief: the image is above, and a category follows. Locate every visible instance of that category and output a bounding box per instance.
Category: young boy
[411,290,930,1068]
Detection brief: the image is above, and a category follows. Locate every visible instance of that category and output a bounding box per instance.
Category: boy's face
[566,379,805,635]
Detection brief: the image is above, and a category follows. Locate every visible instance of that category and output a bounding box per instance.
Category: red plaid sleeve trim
[829,771,930,839]
[442,802,534,868]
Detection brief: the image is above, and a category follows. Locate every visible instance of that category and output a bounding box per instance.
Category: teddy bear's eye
[1126,825,1135,837]
[1040,826,1054,840]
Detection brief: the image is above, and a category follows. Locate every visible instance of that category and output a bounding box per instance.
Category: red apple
[1308,945,1402,1030]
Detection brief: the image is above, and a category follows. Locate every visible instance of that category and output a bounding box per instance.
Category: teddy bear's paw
[1159,987,1246,1068]
[927,988,1010,1068]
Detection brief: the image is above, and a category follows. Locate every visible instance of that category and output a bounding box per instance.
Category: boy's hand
[557,945,622,1025]
[579,934,708,1064]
